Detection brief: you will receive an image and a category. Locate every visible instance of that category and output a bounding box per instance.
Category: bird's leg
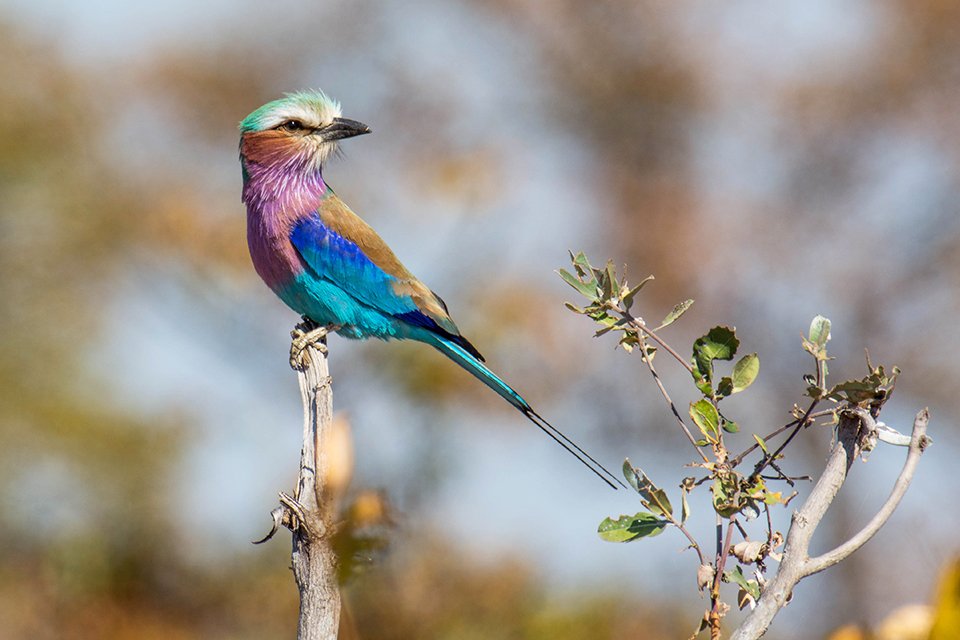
[290,317,338,370]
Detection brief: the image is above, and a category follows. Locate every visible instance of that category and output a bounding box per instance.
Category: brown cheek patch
[241,131,302,166]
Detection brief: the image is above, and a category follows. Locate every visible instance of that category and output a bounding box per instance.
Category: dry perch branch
[256,321,341,640]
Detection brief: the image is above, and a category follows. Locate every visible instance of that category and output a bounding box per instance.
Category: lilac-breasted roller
[239,90,621,489]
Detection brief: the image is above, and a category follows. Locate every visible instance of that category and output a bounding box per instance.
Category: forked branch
[730,408,931,640]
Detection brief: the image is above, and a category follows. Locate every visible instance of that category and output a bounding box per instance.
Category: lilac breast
[242,161,328,291]
[247,218,303,291]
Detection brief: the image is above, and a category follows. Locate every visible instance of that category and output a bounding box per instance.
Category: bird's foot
[289,319,337,371]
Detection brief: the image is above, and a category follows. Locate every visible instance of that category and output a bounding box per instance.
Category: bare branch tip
[253,505,286,545]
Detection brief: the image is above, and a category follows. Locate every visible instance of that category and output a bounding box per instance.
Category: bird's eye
[280,120,305,132]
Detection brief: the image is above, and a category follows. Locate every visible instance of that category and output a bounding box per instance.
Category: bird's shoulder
[306,194,459,334]
[314,193,414,281]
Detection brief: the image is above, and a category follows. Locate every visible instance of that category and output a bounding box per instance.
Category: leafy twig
[562,257,928,639]
[620,309,695,374]
[637,337,710,463]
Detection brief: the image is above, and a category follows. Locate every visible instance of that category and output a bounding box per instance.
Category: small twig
[750,398,820,479]
[676,520,707,566]
[619,309,695,374]
[750,358,826,477]
[761,459,812,487]
[733,518,749,539]
[759,473,812,485]
[638,337,710,463]
[728,420,798,467]
[728,410,835,468]
[653,493,706,566]
[709,519,737,639]
[763,503,773,546]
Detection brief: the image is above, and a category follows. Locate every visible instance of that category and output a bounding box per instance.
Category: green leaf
[619,334,647,355]
[731,353,760,393]
[597,512,668,542]
[558,268,598,300]
[717,377,734,397]
[712,475,742,517]
[681,489,690,524]
[694,377,713,395]
[692,326,739,382]
[602,260,618,300]
[724,565,761,607]
[752,434,768,454]
[623,460,673,516]
[690,399,720,443]
[656,299,694,330]
[723,420,739,434]
[621,275,654,310]
[809,315,831,348]
[563,301,584,314]
[593,314,622,337]
[828,378,883,403]
[805,384,824,400]
[570,251,593,277]
[764,490,785,505]
[622,459,641,492]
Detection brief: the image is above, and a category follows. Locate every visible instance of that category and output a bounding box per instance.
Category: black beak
[316,117,371,142]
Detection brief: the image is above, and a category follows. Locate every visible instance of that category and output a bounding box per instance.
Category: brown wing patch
[318,195,462,336]
[318,196,414,280]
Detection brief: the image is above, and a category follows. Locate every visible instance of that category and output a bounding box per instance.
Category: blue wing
[289,211,484,360]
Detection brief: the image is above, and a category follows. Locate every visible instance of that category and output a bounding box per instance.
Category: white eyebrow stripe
[261,102,342,131]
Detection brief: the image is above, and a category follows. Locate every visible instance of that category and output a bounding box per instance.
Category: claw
[290,320,332,370]
[278,491,309,526]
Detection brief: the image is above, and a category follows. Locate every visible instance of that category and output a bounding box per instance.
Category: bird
[239,90,622,490]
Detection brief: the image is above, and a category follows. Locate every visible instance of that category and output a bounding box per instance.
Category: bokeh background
[2,1,958,638]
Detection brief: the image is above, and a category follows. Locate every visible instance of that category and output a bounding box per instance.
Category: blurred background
[1,1,957,638]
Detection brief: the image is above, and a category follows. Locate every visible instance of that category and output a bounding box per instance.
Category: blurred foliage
[825,556,960,640]
[930,557,960,640]
[477,0,705,299]
[343,537,687,640]
[0,533,689,640]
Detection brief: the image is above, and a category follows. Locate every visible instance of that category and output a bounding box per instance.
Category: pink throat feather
[242,149,328,289]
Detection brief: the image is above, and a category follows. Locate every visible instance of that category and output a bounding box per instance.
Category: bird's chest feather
[246,214,305,293]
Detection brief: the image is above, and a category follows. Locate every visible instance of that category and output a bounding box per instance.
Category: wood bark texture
[291,333,340,640]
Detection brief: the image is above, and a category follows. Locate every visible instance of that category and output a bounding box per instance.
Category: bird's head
[239,90,370,176]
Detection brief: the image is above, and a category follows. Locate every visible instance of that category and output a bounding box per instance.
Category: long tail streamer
[431,336,626,490]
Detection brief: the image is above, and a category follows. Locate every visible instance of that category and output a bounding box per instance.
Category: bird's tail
[429,336,626,490]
